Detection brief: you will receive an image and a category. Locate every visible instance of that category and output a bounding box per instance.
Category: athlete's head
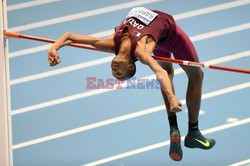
[111,56,136,81]
[112,28,136,80]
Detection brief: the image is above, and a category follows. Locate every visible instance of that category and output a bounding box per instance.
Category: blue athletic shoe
[184,130,215,150]
[169,128,183,161]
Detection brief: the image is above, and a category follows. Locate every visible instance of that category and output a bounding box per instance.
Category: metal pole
[0,0,13,165]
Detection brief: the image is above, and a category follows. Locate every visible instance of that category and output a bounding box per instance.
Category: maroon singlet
[114,9,198,62]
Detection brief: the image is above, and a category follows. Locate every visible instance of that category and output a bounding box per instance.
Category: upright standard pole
[0,0,13,165]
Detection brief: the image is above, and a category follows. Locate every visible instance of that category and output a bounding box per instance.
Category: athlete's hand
[48,47,61,67]
[169,96,182,113]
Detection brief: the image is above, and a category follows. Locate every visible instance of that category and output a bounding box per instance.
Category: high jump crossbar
[4,31,250,74]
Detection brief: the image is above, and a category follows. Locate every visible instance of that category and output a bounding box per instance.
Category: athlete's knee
[193,68,203,81]
[183,66,204,83]
[190,68,204,85]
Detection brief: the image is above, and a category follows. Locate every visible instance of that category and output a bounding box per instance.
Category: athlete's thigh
[173,25,199,62]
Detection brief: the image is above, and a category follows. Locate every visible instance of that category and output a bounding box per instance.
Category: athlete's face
[111,58,130,80]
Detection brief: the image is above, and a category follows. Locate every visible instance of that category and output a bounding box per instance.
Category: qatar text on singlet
[125,7,158,25]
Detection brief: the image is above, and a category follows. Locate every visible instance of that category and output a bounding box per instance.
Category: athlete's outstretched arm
[48,32,115,66]
[135,36,182,113]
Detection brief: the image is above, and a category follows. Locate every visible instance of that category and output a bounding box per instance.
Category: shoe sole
[169,135,182,161]
[170,153,182,161]
[171,135,180,143]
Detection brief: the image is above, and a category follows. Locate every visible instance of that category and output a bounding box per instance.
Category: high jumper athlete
[48,7,215,161]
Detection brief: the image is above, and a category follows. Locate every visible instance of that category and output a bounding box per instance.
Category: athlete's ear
[128,63,135,70]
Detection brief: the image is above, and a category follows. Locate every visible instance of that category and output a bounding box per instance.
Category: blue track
[7,0,250,165]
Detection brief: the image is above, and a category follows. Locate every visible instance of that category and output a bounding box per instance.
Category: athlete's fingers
[49,59,60,66]
[48,57,55,66]
[174,108,182,113]
[170,105,182,113]
[49,61,56,67]
[55,56,61,64]
[169,96,182,113]
[49,57,58,66]
[48,47,61,66]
